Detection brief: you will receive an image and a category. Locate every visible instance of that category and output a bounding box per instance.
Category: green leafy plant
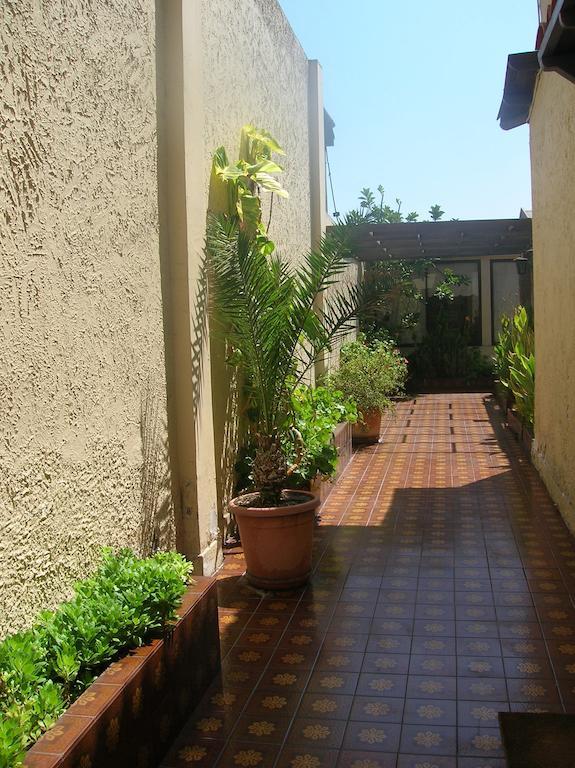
[494,306,534,391]
[285,384,358,486]
[329,335,408,416]
[0,549,192,767]
[429,204,445,221]
[509,348,535,430]
[494,306,535,429]
[207,127,387,506]
[209,124,288,238]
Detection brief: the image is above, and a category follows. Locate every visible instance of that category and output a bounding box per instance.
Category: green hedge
[0,549,193,767]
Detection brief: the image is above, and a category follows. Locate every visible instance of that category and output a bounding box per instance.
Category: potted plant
[206,126,382,589]
[329,334,408,443]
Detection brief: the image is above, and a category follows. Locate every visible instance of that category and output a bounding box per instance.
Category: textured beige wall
[539,0,553,21]
[0,0,321,633]
[201,0,312,258]
[530,72,575,531]
[0,0,173,636]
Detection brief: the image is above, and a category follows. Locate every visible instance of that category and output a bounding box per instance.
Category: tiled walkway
[160,394,575,768]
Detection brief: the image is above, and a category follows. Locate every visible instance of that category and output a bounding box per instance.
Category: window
[491,260,521,344]
[426,260,482,346]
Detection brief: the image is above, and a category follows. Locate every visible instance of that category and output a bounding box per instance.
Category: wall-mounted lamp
[514,248,532,276]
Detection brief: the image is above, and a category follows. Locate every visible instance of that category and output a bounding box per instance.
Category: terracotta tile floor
[160,394,575,768]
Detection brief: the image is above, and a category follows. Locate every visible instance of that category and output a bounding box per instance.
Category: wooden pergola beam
[328,218,533,262]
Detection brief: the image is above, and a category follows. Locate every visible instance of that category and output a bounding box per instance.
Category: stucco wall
[201,0,311,259]
[530,72,575,531]
[0,0,321,633]
[0,0,173,636]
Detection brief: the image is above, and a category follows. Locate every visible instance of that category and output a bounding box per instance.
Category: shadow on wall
[210,330,242,542]
[138,378,175,556]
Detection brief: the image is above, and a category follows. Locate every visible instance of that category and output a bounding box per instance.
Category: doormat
[499,712,575,768]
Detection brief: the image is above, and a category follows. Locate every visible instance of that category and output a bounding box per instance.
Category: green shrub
[493,306,535,429]
[509,348,535,430]
[0,549,192,767]
[329,335,408,415]
[285,383,358,486]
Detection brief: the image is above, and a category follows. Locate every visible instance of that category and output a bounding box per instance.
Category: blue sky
[279,0,537,221]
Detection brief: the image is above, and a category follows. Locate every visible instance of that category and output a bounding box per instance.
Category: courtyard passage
[160,394,575,768]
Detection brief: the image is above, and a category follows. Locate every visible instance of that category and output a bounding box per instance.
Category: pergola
[328,218,533,262]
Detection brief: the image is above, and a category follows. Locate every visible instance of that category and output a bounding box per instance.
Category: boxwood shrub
[0,549,193,767]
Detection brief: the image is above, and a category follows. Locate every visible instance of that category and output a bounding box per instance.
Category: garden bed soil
[25,578,220,768]
[234,490,311,508]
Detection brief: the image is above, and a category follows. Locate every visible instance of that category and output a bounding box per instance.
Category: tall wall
[0,0,322,635]
[530,72,575,531]
[201,0,312,258]
[0,1,173,636]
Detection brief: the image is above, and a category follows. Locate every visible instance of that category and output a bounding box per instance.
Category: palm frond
[207,215,377,440]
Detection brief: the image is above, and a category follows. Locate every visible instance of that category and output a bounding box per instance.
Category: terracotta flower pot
[229,490,320,590]
[352,408,382,444]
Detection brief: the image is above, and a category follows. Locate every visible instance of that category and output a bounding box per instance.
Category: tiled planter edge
[25,577,220,768]
[506,407,523,438]
[505,407,534,461]
[311,421,353,502]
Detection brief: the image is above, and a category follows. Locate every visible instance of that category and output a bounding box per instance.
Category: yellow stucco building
[499,0,575,531]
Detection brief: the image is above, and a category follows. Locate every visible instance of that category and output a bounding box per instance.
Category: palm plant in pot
[206,126,383,589]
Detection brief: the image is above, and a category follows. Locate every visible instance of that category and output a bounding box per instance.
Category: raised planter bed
[504,407,534,461]
[522,425,534,457]
[506,407,523,439]
[311,421,353,502]
[495,386,512,413]
[25,577,220,768]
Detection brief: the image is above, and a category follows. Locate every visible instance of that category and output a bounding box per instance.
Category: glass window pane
[491,260,521,343]
[425,261,482,345]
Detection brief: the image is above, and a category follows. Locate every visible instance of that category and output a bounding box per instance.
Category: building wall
[201,0,312,259]
[538,0,553,21]
[530,71,575,531]
[0,0,321,635]
[0,0,173,636]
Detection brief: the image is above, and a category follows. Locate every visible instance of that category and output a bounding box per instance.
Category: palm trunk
[252,435,288,506]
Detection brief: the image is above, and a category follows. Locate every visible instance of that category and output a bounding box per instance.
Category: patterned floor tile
[399,724,456,756]
[159,395,575,768]
[342,722,401,753]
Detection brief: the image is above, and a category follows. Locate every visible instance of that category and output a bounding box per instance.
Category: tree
[429,204,445,222]
[339,185,445,225]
